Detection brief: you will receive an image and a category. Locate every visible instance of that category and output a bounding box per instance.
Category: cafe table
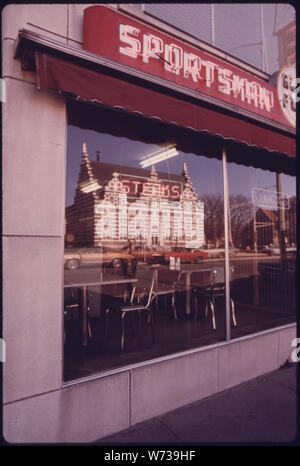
[172,266,212,315]
[153,265,212,316]
[64,273,138,347]
[152,264,212,316]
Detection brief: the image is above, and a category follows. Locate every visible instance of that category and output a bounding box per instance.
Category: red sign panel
[83,5,293,129]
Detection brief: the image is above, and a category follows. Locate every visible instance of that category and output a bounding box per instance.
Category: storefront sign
[119,175,181,200]
[277,65,296,127]
[252,188,290,210]
[83,5,293,128]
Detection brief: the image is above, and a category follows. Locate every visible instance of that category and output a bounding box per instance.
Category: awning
[35,51,295,159]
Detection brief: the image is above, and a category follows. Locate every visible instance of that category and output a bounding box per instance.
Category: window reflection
[227,164,296,337]
[64,109,296,382]
[64,117,228,381]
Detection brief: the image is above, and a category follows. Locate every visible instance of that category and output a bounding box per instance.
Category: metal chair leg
[171,293,178,320]
[155,295,159,310]
[148,309,155,342]
[231,298,237,326]
[87,305,92,339]
[104,308,110,345]
[121,311,126,351]
[209,297,216,330]
[147,308,151,325]
[131,310,138,335]
[88,322,92,339]
[205,300,209,317]
[137,309,142,329]
[193,291,198,322]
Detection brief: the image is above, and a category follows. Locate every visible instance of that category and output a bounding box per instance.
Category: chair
[153,268,180,320]
[121,257,137,303]
[169,270,192,320]
[194,266,236,330]
[64,287,92,343]
[105,268,156,351]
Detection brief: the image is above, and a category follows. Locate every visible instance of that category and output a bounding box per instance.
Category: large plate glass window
[64,102,226,381]
[226,162,296,337]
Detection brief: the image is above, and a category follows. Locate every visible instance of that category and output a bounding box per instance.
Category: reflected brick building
[66,144,204,249]
[240,205,296,250]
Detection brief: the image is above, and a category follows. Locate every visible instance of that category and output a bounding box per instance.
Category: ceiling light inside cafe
[140,145,179,168]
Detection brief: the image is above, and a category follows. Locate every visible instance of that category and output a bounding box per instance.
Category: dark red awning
[35,52,295,159]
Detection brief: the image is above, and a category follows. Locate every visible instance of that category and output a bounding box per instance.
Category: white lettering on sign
[203,60,216,88]
[118,24,274,113]
[164,43,183,75]
[232,75,245,101]
[183,53,202,83]
[119,24,141,58]
[218,68,232,95]
[142,33,163,63]
[259,86,274,112]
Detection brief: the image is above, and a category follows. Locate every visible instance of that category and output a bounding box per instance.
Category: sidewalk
[97,363,298,444]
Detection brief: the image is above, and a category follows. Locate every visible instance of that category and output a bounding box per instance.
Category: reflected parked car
[202,245,239,258]
[64,247,135,270]
[266,246,296,256]
[131,247,165,264]
[164,247,209,264]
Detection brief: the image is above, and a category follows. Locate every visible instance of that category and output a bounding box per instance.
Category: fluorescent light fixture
[79,180,102,193]
[140,145,179,168]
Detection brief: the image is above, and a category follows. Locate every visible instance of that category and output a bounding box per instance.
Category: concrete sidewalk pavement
[97,364,298,444]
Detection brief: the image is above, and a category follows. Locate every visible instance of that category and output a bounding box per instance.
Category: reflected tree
[202,194,224,246]
[229,194,253,248]
[202,193,253,248]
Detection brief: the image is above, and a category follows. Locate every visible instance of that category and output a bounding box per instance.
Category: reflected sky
[131,4,295,76]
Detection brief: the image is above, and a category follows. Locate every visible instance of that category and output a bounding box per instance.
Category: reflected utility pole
[276,173,286,259]
[253,203,257,253]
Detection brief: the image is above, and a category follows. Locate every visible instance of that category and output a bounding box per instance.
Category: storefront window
[227,163,296,338]
[64,103,227,381]
[63,102,295,382]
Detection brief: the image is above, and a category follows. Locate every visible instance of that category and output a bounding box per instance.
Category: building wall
[2,4,296,443]
[2,4,68,406]
[3,326,296,443]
